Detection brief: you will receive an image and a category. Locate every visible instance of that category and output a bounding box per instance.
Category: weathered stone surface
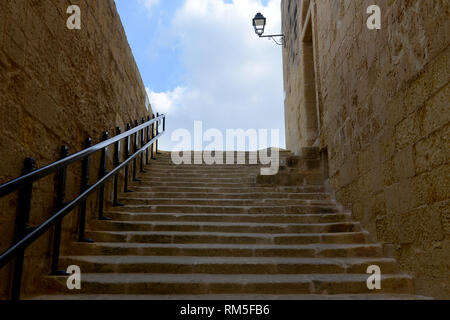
[282,0,449,298]
[25,151,423,299]
[0,1,152,299]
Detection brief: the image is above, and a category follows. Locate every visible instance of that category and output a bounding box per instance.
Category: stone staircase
[32,150,425,299]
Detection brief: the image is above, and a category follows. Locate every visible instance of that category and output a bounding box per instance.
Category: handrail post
[50,146,70,276]
[156,112,161,155]
[113,127,124,207]
[98,131,111,221]
[146,116,151,165]
[140,118,146,173]
[124,123,133,193]
[132,120,141,182]
[78,138,94,243]
[163,114,166,132]
[11,158,35,301]
[151,114,157,160]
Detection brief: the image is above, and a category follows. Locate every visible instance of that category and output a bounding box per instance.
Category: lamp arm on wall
[259,34,284,46]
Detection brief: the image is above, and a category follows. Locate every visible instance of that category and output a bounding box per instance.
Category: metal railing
[0,112,166,300]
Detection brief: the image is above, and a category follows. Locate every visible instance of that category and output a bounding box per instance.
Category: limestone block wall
[282,0,449,298]
[282,0,303,154]
[0,0,152,298]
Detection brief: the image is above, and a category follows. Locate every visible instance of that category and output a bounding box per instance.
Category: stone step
[141,171,260,177]
[132,181,268,188]
[42,273,414,295]
[145,163,279,167]
[144,164,264,169]
[103,212,352,223]
[143,166,261,172]
[30,293,429,300]
[67,243,384,258]
[85,230,370,245]
[138,175,324,185]
[118,198,337,207]
[153,150,293,155]
[58,256,399,274]
[28,148,421,299]
[149,154,294,162]
[137,177,256,183]
[131,181,280,188]
[146,155,293,163]
[90,221,360,234]
[146,160,293,166]
[118,191,331,200]
[111,204,339,214]
[128,185,327,193]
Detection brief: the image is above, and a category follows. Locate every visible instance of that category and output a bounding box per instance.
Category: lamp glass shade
[252,13,266,36]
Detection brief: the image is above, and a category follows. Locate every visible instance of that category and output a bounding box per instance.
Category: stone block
[0,0,151,299]
[367,165,384,194]
[418,85,450,138]
[429,46,449,93]
[370,192,387,218]
[394,145,416,179]
[3,33,25,67]
[395,113,420,150]
[384,183,400,215]
[383,159,398,186]
[435,200,450,237]
[339,155,358,187]
[411,171,433,207]
[282,0,449,298]
[397,206,444,244]
[414,124,448,174]
[397,178,417,213]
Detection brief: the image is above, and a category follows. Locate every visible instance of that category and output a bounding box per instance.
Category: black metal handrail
[0,112,166,300]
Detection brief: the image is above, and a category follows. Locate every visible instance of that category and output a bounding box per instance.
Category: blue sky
[115,0,285,151]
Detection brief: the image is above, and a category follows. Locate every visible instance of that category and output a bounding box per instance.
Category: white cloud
[146,86,190,115]
[140,0,160,10]
[147,0,285,150]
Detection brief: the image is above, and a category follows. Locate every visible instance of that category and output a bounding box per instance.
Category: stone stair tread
[88,230,368,237]
[130,186,326,193]
[120,204,335,209]
[86,230,369,245]
[103,212,352,224]
[60,255,395,265]
[119,192,331,198]
[132,184,326,189]
[116,204,337,210]
[45,273,412,284]
[71,242,380,250]
[105,212,350,217]
[30,294,430,300]
[142,174,260,177]
[30,150,420,298]
[119,197,335,202]
[96,221,355,227]
[92,221,358,234]
[142,176,258,179]
[110,205,340,215]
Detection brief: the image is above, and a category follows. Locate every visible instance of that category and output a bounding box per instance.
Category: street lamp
[253,12,266,36]
[252,12,284,45]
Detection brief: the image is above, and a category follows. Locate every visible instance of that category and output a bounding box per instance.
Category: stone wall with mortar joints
[0,0,153,298]
[282,0,449,298]
[282,0,305,154]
